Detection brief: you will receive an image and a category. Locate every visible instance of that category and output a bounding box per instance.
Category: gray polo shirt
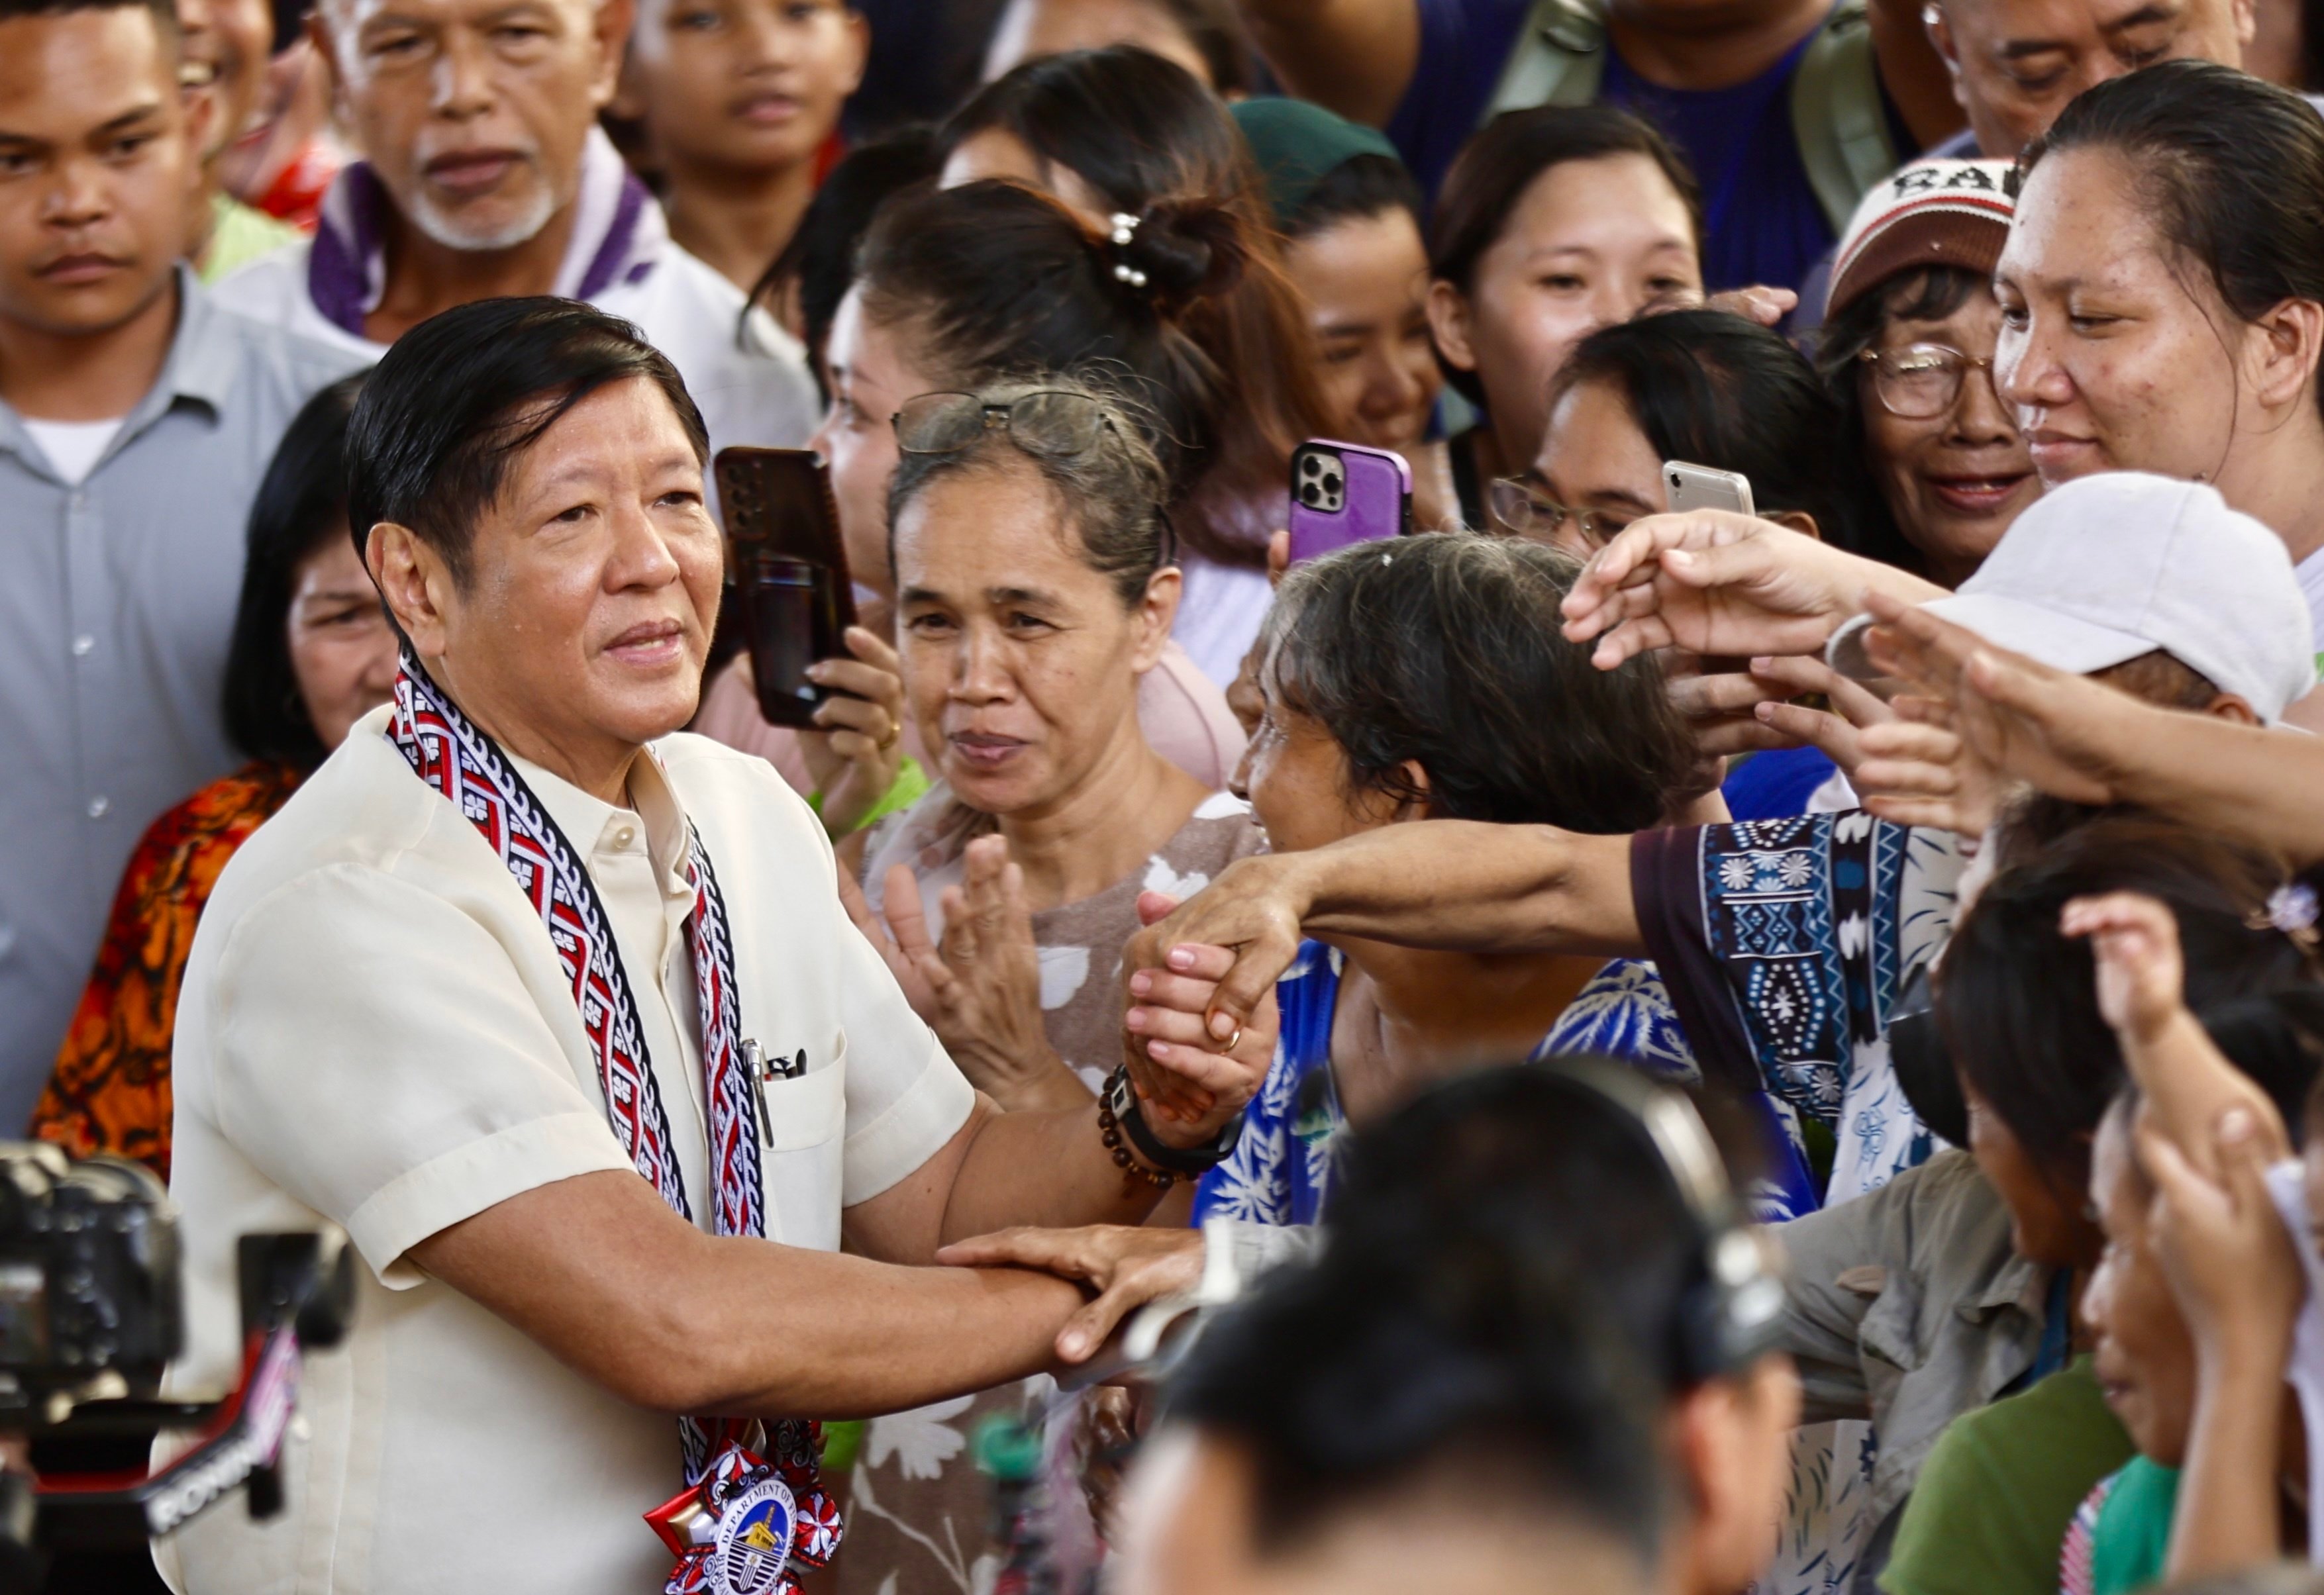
[0,269,367,1130]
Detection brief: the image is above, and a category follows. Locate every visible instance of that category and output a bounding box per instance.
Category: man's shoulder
[190,263,376,399]
[205,242,378,365]
[656,730,825,849]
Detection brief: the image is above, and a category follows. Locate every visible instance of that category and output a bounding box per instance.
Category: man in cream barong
[156,297,1270,1595]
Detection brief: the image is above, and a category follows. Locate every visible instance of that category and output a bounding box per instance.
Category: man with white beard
[209,0,816,454]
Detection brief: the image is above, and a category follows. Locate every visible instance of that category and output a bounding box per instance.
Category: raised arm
[1864,595,2324,865]
[1121,822,1641,1087]
[1235,0,1423,126]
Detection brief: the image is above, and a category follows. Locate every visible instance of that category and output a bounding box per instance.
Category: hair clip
[1109,212,1140,246]
[1113,263,1149,288]
[2252,882,2321,951]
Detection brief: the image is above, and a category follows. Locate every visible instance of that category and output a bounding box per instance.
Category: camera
[0,1149,180,1414]
[0,1144,354,1591]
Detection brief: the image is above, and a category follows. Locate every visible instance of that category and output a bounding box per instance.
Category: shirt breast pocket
[756,1030,846,1250]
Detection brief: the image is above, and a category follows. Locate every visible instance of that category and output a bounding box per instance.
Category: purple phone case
[1288,440,1413,563]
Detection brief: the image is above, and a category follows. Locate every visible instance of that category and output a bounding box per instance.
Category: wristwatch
[1103,1065,1245,1177]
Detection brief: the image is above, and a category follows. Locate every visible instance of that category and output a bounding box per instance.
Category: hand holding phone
[716,447,859,730]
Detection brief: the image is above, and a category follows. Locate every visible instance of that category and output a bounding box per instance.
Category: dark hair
[1262,533,1697,829]
[0,0,176,40]
[1168,1065,1673,1564]
[222,373,368,770]
[747,125,942,389]
[859,179,1263,564]
[1813,264,1991,576]
[1937,818,2321,1200]
[1428,105,1702,409]
[885,377,1171,606]
[2182,987,2324,1148]
[2019,59,2324,422]
[1551,308,1873,547]
[938,46,1333,557]
[1281,152,1423,241]
[346,298,705,582]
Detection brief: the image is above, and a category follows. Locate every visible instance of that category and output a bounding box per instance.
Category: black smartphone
[715,447,859,730]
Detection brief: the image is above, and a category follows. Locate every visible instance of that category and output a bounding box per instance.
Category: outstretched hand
[2060,891,2188,1047]
[1860,593,2126,805]
[1559,510,1914,671]
[935,1223,1205,1364]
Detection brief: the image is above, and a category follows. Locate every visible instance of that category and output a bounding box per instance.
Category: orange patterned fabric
[30,762,302,1179]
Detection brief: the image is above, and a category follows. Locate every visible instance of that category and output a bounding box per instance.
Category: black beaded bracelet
[1097,1083,1176,1192]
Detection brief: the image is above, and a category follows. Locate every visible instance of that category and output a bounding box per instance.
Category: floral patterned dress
[30,762,301,1179]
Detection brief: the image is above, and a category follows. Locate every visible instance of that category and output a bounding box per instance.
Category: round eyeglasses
[1856,344,2000,420]
[1486,477,1627,549]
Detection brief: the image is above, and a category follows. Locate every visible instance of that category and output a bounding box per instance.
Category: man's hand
[1560,510,1945,670]
[797,626,909,838]
[1748,653,1896,775]
[2139,1114,2302,1380]
[935,1224,1205,1363]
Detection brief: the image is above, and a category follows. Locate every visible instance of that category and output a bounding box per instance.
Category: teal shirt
[2090,1457,2178,1595]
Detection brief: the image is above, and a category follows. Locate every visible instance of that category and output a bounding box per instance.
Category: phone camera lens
[1323,472,1342,495]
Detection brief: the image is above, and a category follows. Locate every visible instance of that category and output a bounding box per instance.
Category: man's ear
[588,0,638,107]
[2242,295,2324,416]
[1131,565,1182,675]
[2202,692,2262,727]
[306,9,356,119]
[367,522,456,661]
[2231,0,2258,48]
[1766,510,1821,541]
[1425,279,1480,376]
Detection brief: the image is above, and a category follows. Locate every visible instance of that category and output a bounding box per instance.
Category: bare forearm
[940,1101,1167,1243]
[706,1248,1085,1420]
[411,1171,1087,1420]
[2166,1364,2289,1580]
[1291,823,1644,958]
[2111,714,2324,867]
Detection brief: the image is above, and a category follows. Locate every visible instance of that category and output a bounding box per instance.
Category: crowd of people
[6,0,2324,1591]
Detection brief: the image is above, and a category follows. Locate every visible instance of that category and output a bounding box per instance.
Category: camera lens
[1323,471,1342,495]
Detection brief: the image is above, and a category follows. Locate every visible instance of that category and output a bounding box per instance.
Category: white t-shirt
[157,710,973,1594]
[23,415,126,485]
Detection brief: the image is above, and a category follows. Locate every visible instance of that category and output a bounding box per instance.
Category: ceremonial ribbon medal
[389,653,842,1595]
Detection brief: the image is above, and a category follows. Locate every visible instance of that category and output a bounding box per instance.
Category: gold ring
[876,716,901,751]
[1223,1025,1244,1053]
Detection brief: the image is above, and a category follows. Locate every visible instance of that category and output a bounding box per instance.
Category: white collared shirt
[156,708,973,1594]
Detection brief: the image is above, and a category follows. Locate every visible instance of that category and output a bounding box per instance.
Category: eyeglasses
[891,390,1116,458]
[1856,344,1999,420]
[1486,477,1627,548]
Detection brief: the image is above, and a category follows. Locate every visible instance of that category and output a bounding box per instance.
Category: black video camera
[0,1145,355,1590]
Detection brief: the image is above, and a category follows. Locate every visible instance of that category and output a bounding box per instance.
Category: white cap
[1831,471,2317,724]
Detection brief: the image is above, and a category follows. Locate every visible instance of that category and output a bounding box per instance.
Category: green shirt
[1881,1357,2137,1595]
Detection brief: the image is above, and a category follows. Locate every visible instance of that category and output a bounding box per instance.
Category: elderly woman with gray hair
[836,373,1266,1594]
[844,377,1266,1113]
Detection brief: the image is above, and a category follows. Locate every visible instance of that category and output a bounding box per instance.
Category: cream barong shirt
[156,706,975,1595]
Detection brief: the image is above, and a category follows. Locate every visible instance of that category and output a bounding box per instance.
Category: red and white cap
[1827,159,2016,317]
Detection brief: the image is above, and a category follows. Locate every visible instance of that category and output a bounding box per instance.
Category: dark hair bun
[1115,198,1248,309]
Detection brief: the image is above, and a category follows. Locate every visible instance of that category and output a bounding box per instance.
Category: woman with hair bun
[938,44,1337,684]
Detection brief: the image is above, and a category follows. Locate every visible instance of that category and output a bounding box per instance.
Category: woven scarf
[387,651,839,1592]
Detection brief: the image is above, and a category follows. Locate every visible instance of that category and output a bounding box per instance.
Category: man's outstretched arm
[408,1164,1085,1422]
